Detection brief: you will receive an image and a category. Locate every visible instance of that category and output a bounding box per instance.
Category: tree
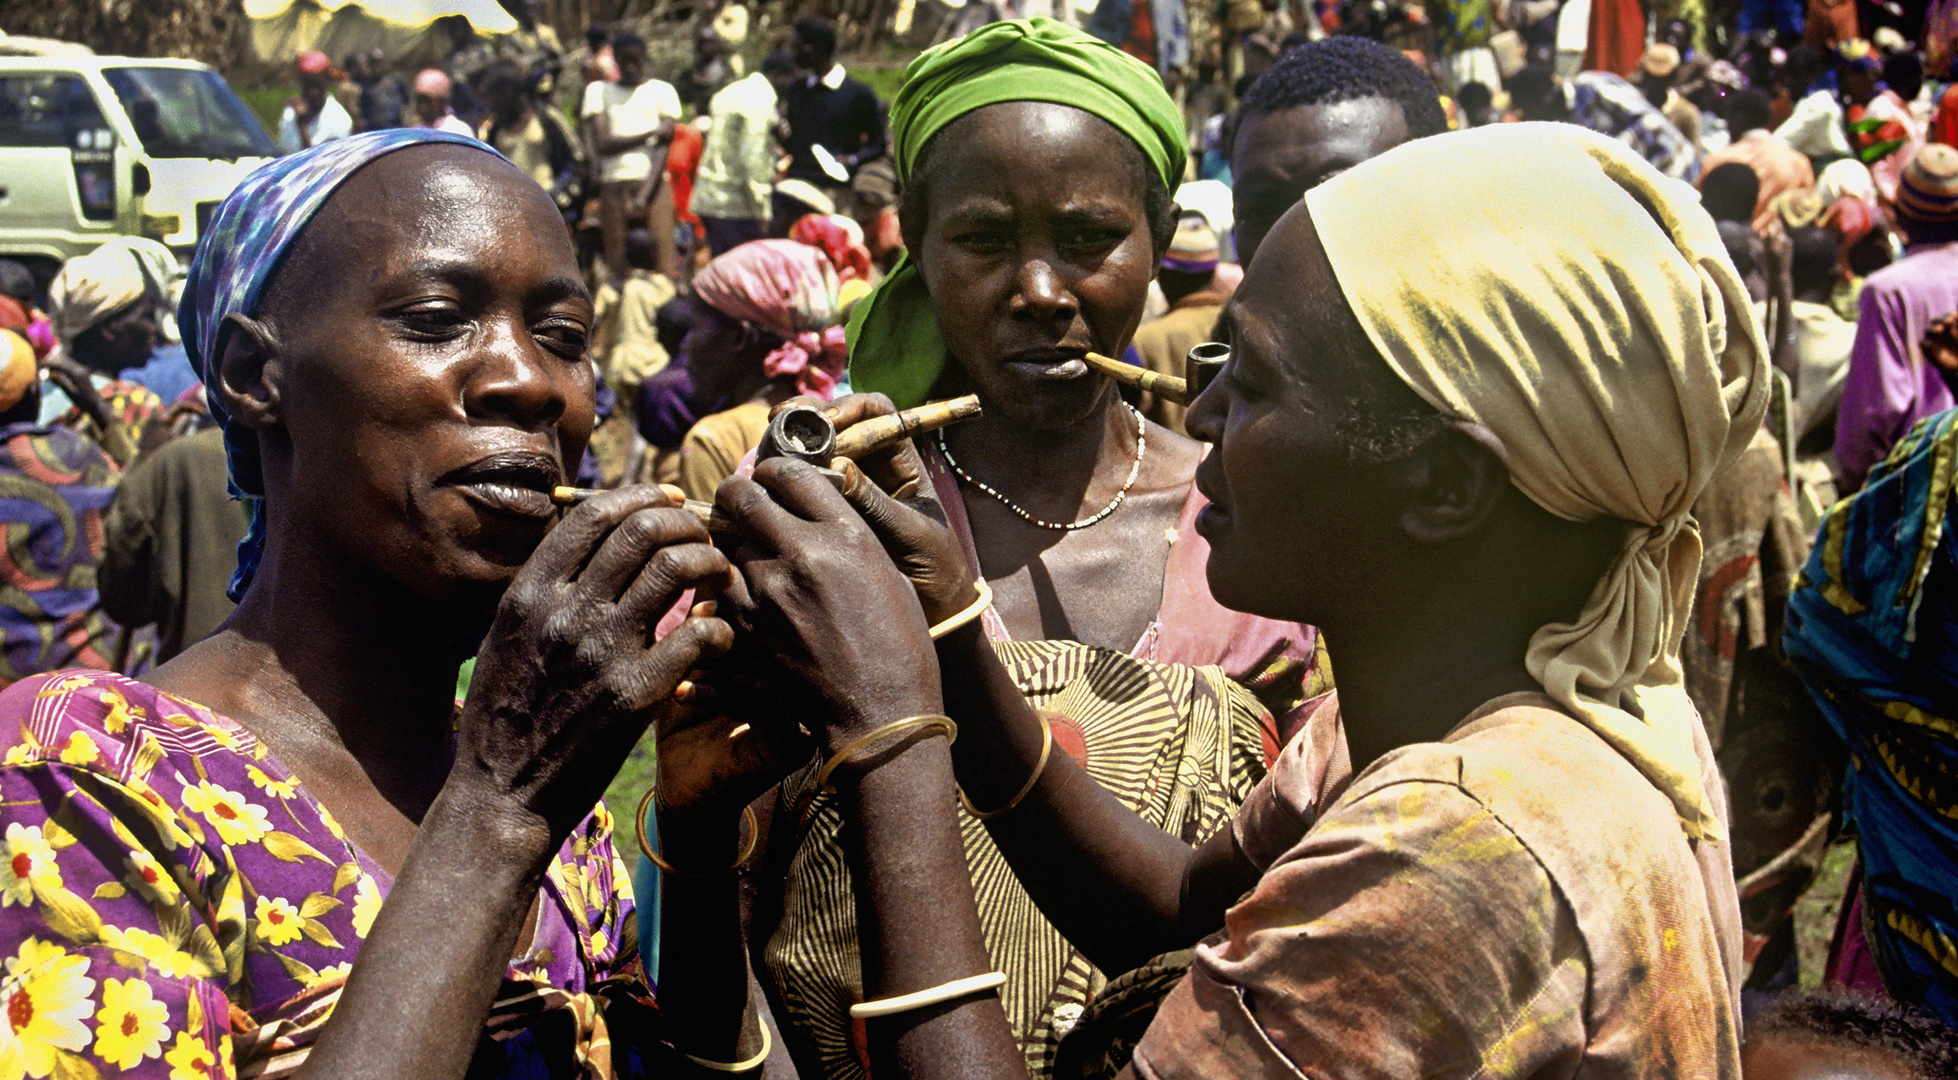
[0,0,254,70]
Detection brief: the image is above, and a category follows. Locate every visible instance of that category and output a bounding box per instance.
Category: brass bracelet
[815,715,957,792]
[928,579,993,640]
[681,1020,771,1072]
[959,713,1053,821]
[636,786,759,877]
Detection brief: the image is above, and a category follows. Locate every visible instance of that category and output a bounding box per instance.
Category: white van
[0,56,275,287]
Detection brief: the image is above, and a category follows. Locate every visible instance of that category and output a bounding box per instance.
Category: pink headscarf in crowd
[691,240,850,400]
[789,214,874,283]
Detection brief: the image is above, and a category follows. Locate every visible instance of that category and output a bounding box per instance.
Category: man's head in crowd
[1742,991,1958,1080]
[1726,88,1773,136]
[1790,225,1839,301]
[793,17,838,75]
[1701,162,1762,224]
[1885,50,1925,106]
[295,51,334,115]
[412,69,453,125]
[480,60,529,123]
[762,50,801,95]
[1229,35,1448,265]
[613,32,648,86]
[1507,65,1567,123]
[1160,214,1221,306]
[1896,143,1958,247]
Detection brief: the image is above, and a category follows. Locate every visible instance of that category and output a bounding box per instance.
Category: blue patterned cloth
[176,129,499,601]
[1785,407,1958,1025]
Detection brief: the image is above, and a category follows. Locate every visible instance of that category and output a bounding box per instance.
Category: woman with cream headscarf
[682,120,1763,1077]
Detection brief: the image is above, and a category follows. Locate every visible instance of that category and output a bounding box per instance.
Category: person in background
[1455,79,1502,126]
[768,177,833,237]
[1086,0,1192,83]
[1699,88,1816,234]
[1229,36,1449,266]
[1511,64,1702,181]
[0,259,54,359]
[694,52,800,257]
[1781,225,1860,446]
[44,247,167,465]
[1776,43,1858,162]
[1704,160,1766,227]
[674,239,853,502]
[676,22,737,117]
[1124,215,1230,435]
[1428,0,1500,97]
[1786,409,1958,1029]
[278,51,355,155]
[477,59,582,219]
[0,330,120,686]
[592,227,679,399]
[1744,991,1958,1079]
[1835,144,1958,488]
[850,158,905,272]
[344,49,405,133]
[409,68,475,138]
[582,32,681,283]
[781,16,886,210]
[98,423,246,664]
[1849,46,1927,205]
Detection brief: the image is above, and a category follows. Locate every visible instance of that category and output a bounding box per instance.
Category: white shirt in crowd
[581,78,683,184]
[416,113,477,139]
[277,95,354,156]
[692,71,780,222]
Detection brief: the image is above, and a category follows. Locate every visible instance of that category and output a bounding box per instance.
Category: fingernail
[674,680,696,701]
[691,600,718,618]
[728,722,751,740]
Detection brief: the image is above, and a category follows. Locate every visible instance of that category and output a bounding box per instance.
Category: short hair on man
[479,58,527,99]
[761,50,799,77]
[1789,226,1838,295]
[1725,88,1772,135]
[611,31,645,55]
[794,16,838,57]
[1700,161,1761,223]
[1236,35,1449,139]
[1746,990,1958,1080]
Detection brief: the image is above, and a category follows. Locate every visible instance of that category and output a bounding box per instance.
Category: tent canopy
[247,0,517,66]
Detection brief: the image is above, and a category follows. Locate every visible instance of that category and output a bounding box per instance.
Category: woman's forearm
[292,781,555,1080]
[653,806,774,1073]
[934,622,1256,973]
[840,736,1024,1080]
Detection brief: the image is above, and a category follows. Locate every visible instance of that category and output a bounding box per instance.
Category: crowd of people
[12,0,1958,1075]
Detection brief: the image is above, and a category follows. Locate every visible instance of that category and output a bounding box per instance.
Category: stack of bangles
[849,971,1009,1020]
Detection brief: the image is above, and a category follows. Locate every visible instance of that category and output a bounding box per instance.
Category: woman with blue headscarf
[0,130,758,1077]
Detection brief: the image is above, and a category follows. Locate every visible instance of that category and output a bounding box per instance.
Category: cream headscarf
[1304,123,1771,841]
[49,244,150,345]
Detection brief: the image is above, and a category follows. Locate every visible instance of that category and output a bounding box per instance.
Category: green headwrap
[844,17,1186,408]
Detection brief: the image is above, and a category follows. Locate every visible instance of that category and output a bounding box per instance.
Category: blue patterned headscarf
[178,129,500,601]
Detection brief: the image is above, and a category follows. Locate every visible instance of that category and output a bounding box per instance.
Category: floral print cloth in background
[0,425,121,687]
[0,669,661,1079]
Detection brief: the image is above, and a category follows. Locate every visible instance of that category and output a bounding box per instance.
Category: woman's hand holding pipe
[451,486,736,851]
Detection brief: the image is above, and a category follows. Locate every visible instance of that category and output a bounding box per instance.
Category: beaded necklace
[935,404,1146,531]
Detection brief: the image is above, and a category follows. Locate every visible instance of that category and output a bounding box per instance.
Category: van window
[102,67,275,160]
[0,74,108,148]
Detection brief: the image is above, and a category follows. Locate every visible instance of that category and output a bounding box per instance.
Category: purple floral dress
[0,670,666,1079]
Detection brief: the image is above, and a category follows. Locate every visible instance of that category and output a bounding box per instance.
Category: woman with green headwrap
[674,19,1335,1079]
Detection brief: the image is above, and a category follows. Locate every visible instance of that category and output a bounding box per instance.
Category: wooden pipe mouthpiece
[1083,351,1191,404]
[830,394,984,459]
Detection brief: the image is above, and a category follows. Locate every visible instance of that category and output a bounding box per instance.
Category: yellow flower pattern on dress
[162,1029,217,1080]
[0,671,648,1079]
[0,827,58,910]
[93,976,169,1068]
[178,783,271,847]
[252,897,303,947]
[0,938,96,1080]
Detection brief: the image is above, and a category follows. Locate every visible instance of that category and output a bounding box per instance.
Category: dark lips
[1004,348,1091,381]
[443,451,563,520]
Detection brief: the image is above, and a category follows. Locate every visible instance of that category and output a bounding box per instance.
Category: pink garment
[691,239,848,400]
[1866,90,1927,205]
[1834,241,1958,487]
[789,213,873,283]
[923,442,1327,744]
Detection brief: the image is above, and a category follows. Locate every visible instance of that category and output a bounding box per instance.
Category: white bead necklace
[936,404,1146,531]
